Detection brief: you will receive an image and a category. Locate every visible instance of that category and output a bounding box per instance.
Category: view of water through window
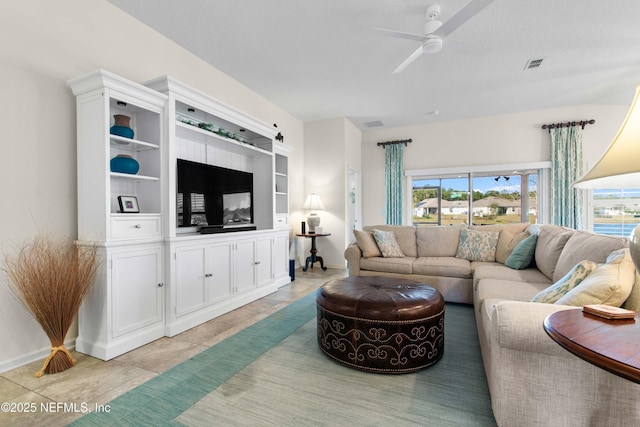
[593,189,640,237]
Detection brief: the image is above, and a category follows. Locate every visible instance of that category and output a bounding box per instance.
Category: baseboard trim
[0,339,76,374]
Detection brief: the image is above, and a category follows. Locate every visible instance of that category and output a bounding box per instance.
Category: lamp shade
[303,194,325,210]
[574,84,640,189]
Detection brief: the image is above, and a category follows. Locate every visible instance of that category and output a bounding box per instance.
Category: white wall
[302,118,361,268]
[0,0,304,372]
[361,104,630,226]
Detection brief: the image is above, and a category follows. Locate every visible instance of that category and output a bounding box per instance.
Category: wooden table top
[296,233,331,237]
[544,309,640,384]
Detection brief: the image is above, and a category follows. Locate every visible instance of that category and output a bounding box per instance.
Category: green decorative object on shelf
[181,117,253,145]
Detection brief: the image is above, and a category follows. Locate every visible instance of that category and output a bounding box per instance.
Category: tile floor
[0,268,347,426]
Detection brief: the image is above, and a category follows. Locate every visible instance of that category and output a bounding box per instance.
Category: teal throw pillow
[505,234,538,270]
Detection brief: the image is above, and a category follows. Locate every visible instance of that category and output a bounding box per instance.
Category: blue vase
[110,114,134,139]
[110,155,139,174]
[110,125,134,139]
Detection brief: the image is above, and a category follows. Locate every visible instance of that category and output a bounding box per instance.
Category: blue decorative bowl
[110,155,139,174]
[110,125,134,139]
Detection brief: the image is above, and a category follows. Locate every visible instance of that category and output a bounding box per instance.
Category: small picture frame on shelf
[118,196,140,213]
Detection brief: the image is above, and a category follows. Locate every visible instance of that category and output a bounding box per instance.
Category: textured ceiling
[109,0,640,129]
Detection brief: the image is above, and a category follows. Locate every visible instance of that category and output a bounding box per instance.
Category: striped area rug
[72,293,495,426]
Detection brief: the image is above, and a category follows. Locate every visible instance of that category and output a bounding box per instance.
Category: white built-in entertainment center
[68,70,292,360]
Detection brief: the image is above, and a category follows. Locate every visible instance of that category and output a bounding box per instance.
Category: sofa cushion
[473,264,552,289]
[553,230,628,282]
[360,256,416,274]
[456,229,500,262]
[505,234,538,270]
[372,229,405,258]
[495,230,530,264]
[530,260,598,304]
[365,225,417,257]
[535,225,573,280]
[416,225,465,257]
[476,278,551,306]
[555,248,635,307]
[353,230,381,258]
[412,256,472,278]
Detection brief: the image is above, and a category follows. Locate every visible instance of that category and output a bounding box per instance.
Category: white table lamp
[303,193,325,233]
[574,83,640,271]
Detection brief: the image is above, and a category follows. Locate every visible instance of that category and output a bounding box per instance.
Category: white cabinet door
[175,246,208,317]
[207,242,233,304]
[272,232,289,282]
[235,239,256,294]
[255,236,272,287]
[111,247,164,338]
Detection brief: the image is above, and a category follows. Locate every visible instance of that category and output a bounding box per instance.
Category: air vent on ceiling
[364,120,384,128]
[524,58,544,70]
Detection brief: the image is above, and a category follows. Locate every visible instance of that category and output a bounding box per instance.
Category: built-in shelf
[175,121,271,157]
[110,135,159,150]
[110,172,159,181]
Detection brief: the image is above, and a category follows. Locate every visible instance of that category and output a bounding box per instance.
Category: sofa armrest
[487,300,640,427]
[491,300,581,357]
[344,243,362,276]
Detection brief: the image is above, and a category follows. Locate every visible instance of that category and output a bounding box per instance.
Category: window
[410,165,544,226]
[413,176,470,226]
[592,188,640,236]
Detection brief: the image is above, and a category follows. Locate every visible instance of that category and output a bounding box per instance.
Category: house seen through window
[412,171,539,226]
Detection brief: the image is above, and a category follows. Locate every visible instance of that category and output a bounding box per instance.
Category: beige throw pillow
[496,230,530,264]
[555,249,635,307]
[531,260,598,304]
[353,230,381,258]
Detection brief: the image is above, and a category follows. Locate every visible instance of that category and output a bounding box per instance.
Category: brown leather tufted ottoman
[316,276,445,373]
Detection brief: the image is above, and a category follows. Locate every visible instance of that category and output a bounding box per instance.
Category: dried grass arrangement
[3,234,98,377]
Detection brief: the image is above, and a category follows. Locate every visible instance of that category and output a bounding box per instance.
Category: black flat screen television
[177,159,254,229]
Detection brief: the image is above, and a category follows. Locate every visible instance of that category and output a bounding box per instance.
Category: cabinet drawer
[274,214,288,228]
[111,215,161,240]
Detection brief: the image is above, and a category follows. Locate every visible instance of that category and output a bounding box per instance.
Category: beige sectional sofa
[344,223,640,426]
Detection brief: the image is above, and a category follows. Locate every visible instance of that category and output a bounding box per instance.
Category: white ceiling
[109,0,640,130]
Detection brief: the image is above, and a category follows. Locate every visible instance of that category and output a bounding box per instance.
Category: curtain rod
[541,119,595,131]
[377,138,412,148]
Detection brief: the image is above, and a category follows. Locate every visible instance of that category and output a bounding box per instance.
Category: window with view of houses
[592,188,640,237]
[412,171,539,226]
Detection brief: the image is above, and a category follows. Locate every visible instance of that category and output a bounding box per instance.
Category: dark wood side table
[543,309,640,383]
[296,233,331,271]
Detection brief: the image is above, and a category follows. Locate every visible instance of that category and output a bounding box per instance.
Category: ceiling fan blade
[392,44,424,74]
[373,27,427,43]
[435,0,495,38]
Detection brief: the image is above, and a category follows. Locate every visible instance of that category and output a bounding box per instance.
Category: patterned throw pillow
[531,260,598,303]
[455,229,499,262]
[555,248,636,307]
[372,229,405,258]
[353,230,381,258]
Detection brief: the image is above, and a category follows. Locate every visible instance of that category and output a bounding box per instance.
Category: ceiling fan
[375,0,495,74]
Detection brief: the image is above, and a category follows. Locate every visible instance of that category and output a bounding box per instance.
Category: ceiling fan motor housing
[422,35,443,54]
